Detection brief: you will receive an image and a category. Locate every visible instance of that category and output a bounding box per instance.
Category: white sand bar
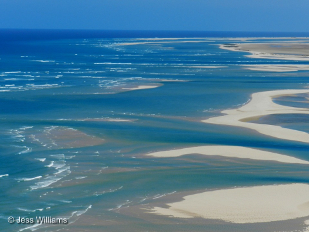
[242,64,309,72]
[146,146,309,164]
[122,85,160,91]
[203,89,309,143]
[220,43,309,61]
[150,184,309,223]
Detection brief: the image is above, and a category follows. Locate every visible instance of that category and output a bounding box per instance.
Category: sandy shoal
[220,43,309,61]
[146,145,309,164]
[242,64,309,72]
[122,85,160,91]
[202,89,309,143]
[150,184,309,224]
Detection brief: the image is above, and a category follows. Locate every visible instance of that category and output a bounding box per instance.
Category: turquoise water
[1,30,309,231]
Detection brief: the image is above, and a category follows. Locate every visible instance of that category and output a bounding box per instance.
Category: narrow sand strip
[202,89,309,143]
[146,145,309,164]
[242,64,309,72]
[150,184,309,224]
[122,85,160,91]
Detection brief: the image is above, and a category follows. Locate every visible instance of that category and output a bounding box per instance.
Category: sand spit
[78,118,135,122]
[220,43,309,61]
[150,184,309,224]
[122,85,161,91]
[146,145,309,164]
[242,64,309,72]
[203,89,309,143]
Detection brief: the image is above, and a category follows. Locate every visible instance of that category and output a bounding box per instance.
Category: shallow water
[1,30,309,231]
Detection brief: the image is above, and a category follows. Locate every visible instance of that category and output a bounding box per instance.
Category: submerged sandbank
[185,65,227,69]
[146,145,309,164]
[79,118,135,122]
[202,89,309,143]
[31,126,104,149]
[150,184,309,224]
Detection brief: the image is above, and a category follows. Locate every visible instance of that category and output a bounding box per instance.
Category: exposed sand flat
[246,53,309,61]
[150,184,309,224]
[146,145,309,164]
[226,37,309,41]
[122,85,160,91]
[242,64,309,72]
[203,89,309,143]
[220,43,309,61]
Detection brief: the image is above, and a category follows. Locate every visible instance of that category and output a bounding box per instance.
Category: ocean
[1,29,309,232]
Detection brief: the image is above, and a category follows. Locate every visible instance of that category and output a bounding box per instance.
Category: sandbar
[122,85,161,91]
[150,184,309,224]
[242,64,309,72]
[220,43,309,61]
[203,89,309,143]
[146,145,309,164]
[116,40,211,46]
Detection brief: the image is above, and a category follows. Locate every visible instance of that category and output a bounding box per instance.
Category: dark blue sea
[1,29,309,232]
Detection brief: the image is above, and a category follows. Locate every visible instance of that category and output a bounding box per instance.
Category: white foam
[45,161,54,168]
[19,222,42,231]
[17,207,43,212]
[32,157,71,190]
[18,146,32,154]
[65,155,75,159]
[153,191,177,200]
[20,126,33,130]
[64,205,92,225]
[93,186,123,196]
[0,174,8,178]
[4,71,22,74]
[50,154,65,159]
[30,176,62,190]
[52,161,66,170]
[35,158,46,162]
[59,200,72,204]
[16,176,42,182]
[71,205,92,217]
[54,166,70,175]
[32,60,55,63]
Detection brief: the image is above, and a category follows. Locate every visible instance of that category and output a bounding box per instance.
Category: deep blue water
[0,30,309,232]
